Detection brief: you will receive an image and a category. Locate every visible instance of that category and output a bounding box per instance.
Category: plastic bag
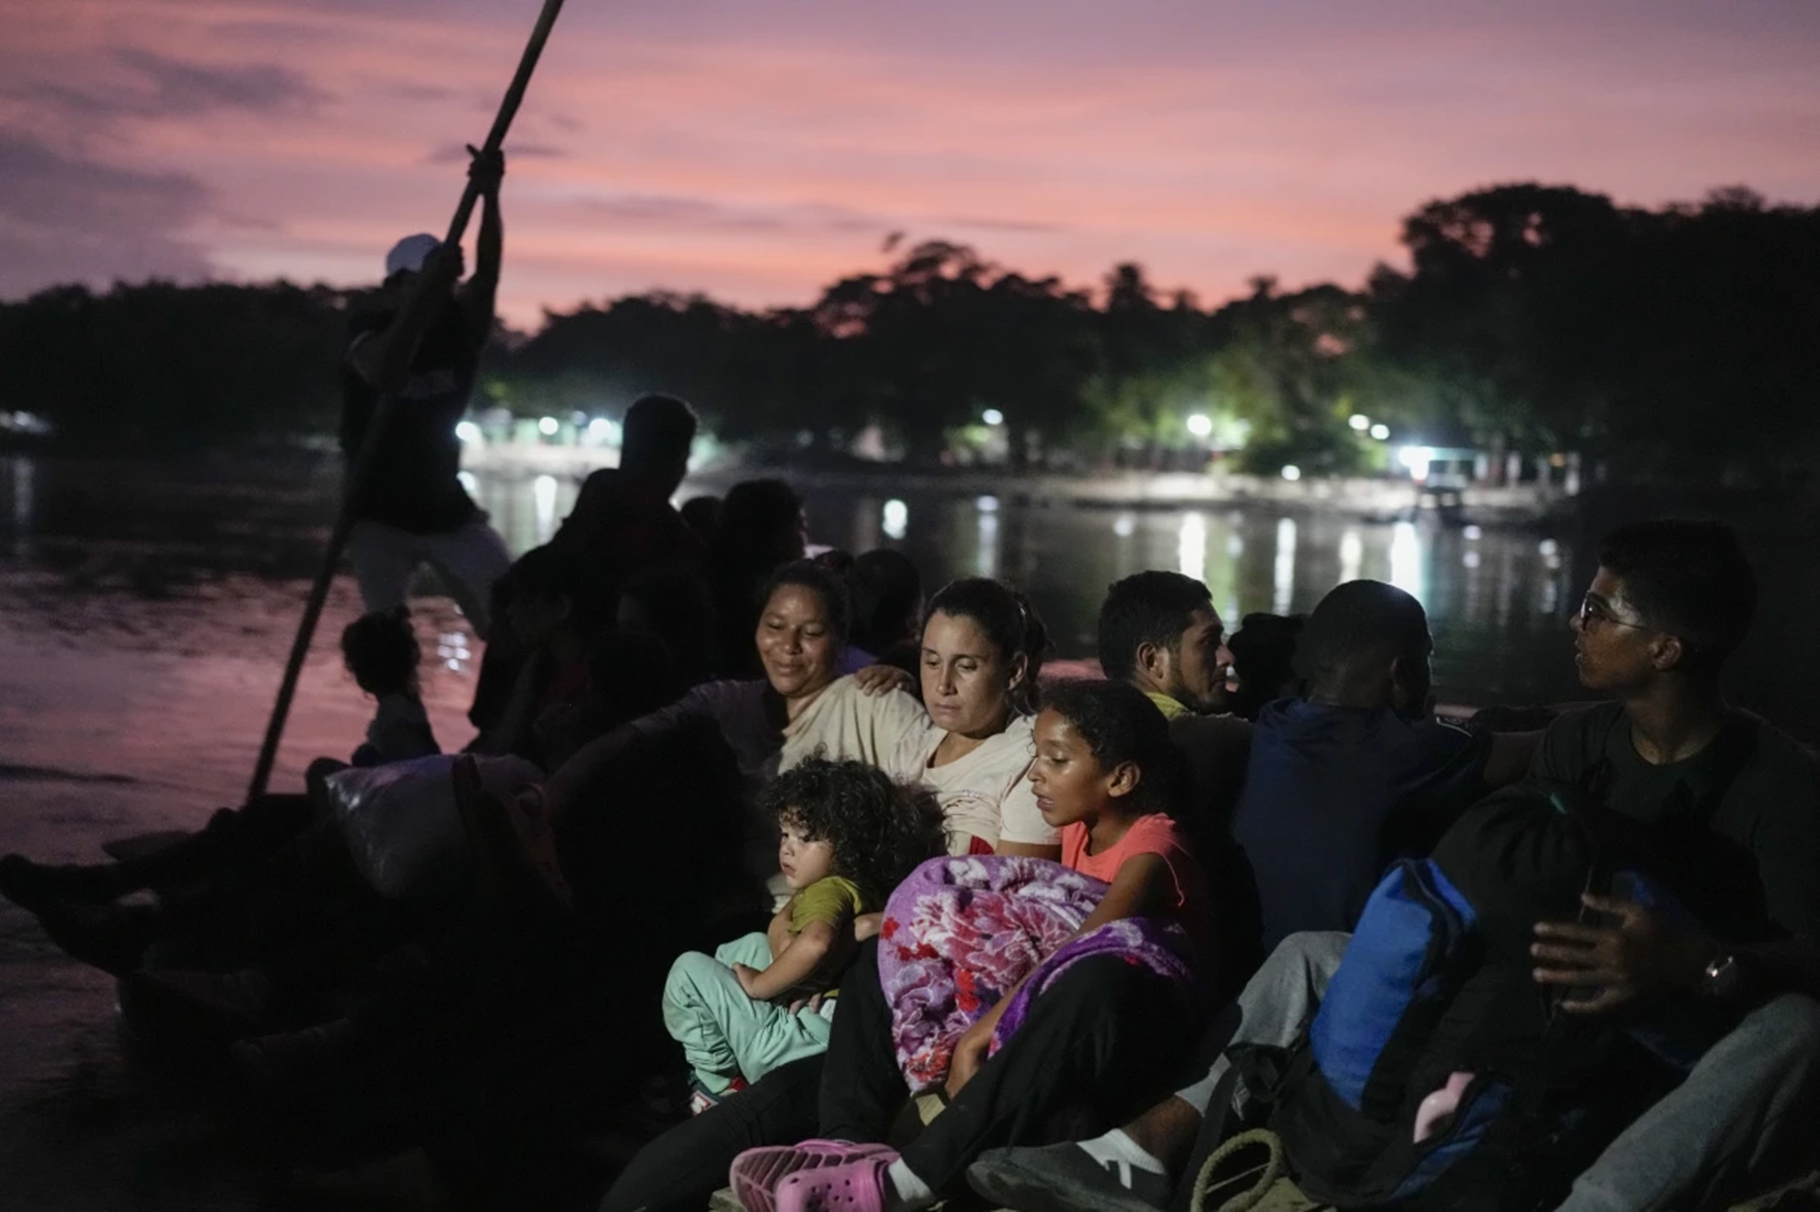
[325,754,541,901]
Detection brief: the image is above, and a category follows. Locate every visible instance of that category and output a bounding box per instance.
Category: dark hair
[620,393,697,474]
[812,548,856,577]
[505,544,613,629]
[341,606,421,697]
[1597,519,1756,663]
[586,627,686,730]
[1096,571,1215,683]
[716,479,805,557]
[851,548,924,654]
[924,577,1049,713]
[1041,679,1181,816]
[1293,580,1429,691]
[760,758,948,901]
[1228,612,1306,719]
[759,559,853,648]
[679,495,722,544]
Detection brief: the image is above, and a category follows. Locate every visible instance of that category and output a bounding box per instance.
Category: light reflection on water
[0,455,1811,738]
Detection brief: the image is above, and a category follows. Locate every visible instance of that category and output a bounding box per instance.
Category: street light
[1348,414,1370,432]
[1398,445,1435,482]
[1369,423,1390,441]
[1186,413,1213,438]
[537,416,559,436]
[1281,465,1302,482]
[981,409,1004,427]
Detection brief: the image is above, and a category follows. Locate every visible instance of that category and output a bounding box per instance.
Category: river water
[0,453,1811,1208]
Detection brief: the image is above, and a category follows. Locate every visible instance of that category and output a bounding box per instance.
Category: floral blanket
[878,854,1197,1091]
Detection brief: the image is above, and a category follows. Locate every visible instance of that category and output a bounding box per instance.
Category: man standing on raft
[338,147,513,637]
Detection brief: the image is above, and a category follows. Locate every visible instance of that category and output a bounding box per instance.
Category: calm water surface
[0,453,1811,1208]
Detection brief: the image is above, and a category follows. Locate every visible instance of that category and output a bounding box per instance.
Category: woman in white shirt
[780,576,1061,863]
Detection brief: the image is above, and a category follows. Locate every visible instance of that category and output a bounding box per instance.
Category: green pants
[661,932,834,1093]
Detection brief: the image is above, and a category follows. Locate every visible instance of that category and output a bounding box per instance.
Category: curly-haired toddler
[661,757,945,1111]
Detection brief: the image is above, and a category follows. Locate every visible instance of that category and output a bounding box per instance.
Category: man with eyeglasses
[1523,518,1820,1210]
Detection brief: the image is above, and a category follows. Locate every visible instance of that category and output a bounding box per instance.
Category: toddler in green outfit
[662,758,945,1112]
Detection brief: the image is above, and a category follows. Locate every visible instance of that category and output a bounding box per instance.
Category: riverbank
[457,443,1569,525]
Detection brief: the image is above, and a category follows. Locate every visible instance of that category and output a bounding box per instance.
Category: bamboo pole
[246,0,567,800]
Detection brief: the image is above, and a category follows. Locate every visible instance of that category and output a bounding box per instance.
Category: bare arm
[765,901,796,961]
[347,248,463,390]
[542,721,640,819]
[948,852,1171,1094]
[458,146,504,339]
[735,919,852,1003]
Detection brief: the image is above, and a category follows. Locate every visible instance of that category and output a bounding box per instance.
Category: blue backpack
[1258,782,1728,1212]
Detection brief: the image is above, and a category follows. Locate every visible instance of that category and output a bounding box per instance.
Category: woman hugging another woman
[779,575,1061,864]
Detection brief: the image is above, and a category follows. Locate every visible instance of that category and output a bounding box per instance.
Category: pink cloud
[2,0,1818,324]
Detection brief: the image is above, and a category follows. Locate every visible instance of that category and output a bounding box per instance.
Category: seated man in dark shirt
[1233,579,1535,951]
[1096,570,1258,994]
[1096,571,1251,830]
[1526,519,1820,1211]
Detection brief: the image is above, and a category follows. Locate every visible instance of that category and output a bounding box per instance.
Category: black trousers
[599,938,1199,1210]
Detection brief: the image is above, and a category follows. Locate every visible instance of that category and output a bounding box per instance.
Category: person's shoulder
[804,873,865,901]
[1730,712,1820,802]
[1403,711,1486,758]
[1528,702,1630,778]
[1541,701,1624,739]
[1170,712,1252,746]
[375,691,429,723]
[1125,812,1193,856]
[577,467,622,495]
[648,679,749,722]
[824,674,921,722]
[976,714,1038,775]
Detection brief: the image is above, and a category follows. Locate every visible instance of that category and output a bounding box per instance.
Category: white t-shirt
[780,676,1058,854]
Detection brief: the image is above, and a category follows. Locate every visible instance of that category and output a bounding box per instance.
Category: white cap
[384,233,441,278]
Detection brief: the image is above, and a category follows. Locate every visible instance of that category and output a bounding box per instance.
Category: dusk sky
[5,0,1819,328]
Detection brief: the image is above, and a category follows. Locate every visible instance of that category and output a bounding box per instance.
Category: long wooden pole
[246,0,567,801]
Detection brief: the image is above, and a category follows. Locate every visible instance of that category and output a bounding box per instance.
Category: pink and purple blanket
[878,854,1197,1091]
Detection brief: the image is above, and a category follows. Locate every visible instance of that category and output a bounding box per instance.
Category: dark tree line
[2,184,1815,485]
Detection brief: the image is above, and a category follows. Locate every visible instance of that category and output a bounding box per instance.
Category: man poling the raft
[246,0,569,802]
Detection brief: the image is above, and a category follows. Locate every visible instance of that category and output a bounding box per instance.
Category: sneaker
[730,1141,896,1212]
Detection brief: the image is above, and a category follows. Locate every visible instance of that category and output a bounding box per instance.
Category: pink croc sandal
[730,1141,895,1212]
[773,1156,895,1212]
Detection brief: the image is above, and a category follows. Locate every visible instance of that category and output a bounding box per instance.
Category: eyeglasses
[1576,594,1650,633]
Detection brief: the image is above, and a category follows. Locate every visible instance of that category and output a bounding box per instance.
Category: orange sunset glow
[5,0,1819,327]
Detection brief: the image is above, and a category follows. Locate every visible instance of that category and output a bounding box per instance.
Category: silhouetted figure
[340,607,439,766]
[710,479,808,678]
[847,548,924,680]
[1225,611,1307,720]
[339,148,512,636]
